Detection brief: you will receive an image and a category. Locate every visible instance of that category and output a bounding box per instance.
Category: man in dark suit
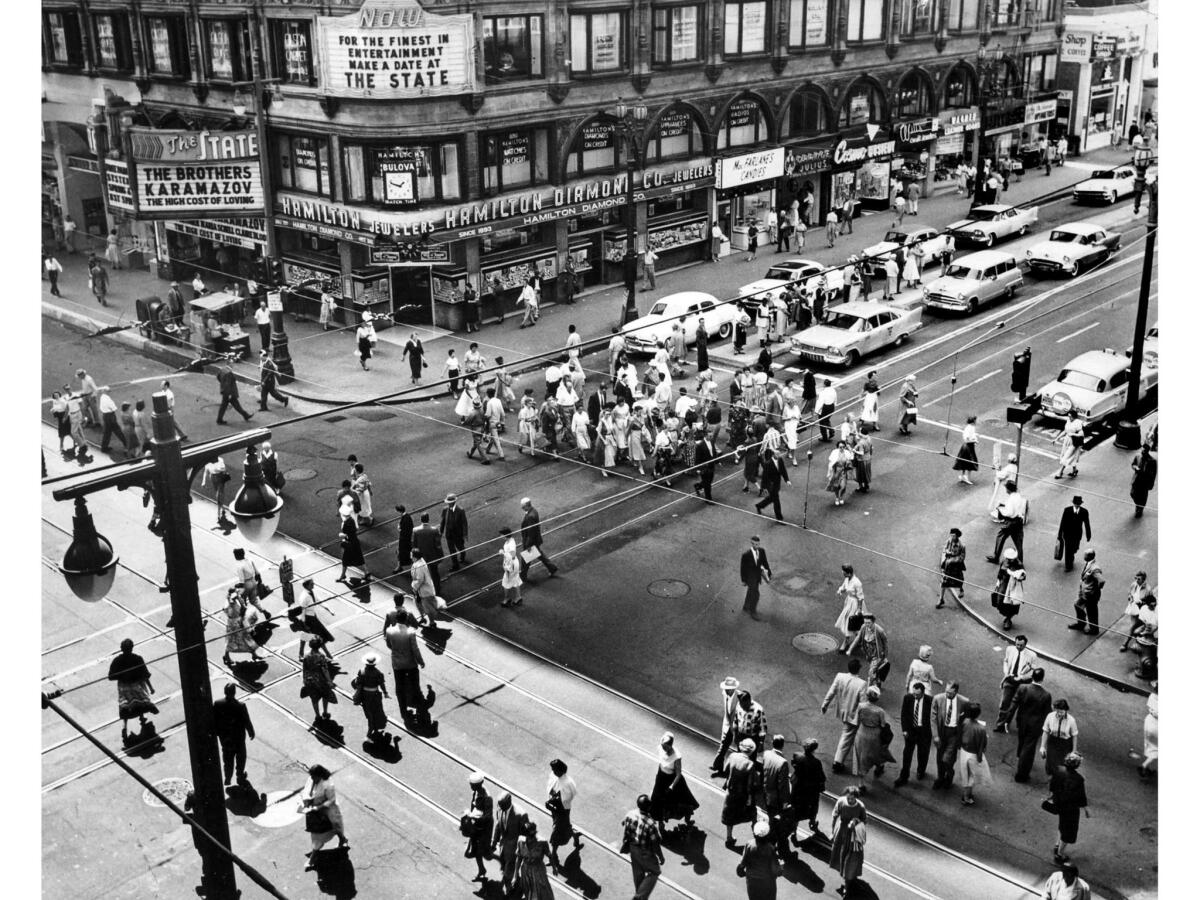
[439,493,470,570]
[761,735,791,846]
[740,536,772,619]
[1056,496,1091,572]
[215,365,253,424]
[931,682,970,789]
[411,512,444,595]
[894,682,933,787]
[212,682,255,786]
[491,792,528,894]
[1012,668,1053,782]
[694,433,718,502]
[392,504,414,575]
[519,497,559,580]
[754,449,790,521]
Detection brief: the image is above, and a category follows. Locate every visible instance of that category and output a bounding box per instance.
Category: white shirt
[98,394,117,415]
[643,249,658,265]
[675,395,697,418]
[962,423,978,444]
[817,386,838,408]
[548,773,578,810]
[997,492,1028,521]
[1002,645,1038,680]
[519,284,538,306]
[545,363,561,384]
[254,307,271,326]
[711,224,725,241]
[45,257,62,273]
[653,381,673,408]
[566,332,582,358]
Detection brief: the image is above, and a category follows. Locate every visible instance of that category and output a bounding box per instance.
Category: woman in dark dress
[953,415,980,483]
[465,772,494,881]
[938,528,967,608]
[800,370,817,420]
[107,638,158,738]
[1050,753,1089,864]
[401,334,427,383]
[337,515,368,584]
[739,821,782,900]
[790,739,826,836]
[649,732,699,831]
[351,652,389,740]
[300,639,337,723]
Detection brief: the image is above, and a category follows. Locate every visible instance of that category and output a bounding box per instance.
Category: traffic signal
[269,258,284,286]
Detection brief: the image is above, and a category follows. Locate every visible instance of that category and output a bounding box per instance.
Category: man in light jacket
[821,658,867,775]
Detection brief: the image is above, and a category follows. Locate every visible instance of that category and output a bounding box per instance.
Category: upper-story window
[145,16,191,77]
[483,16,544,83]
[839,82,886,127]
[570,11,627,75]
[343,141,462,206]
[947,0,980,31]
[645,107,705,161]
[651,5,703,66]
[992,0,1022,27]
[565,119,619,177]
[481,129,551,193]
[43,10,83,67]
[900,0,939,37]
[943,65,977,108]
[724,2,769,56]
[1042,1,1058,23]
[270,20,315,86]
[897,72,934,117]
[1025,53,1058,92]
[788,1,830,49]
[203,18,252,82]
[846,0,885,43]
[274,134,332,196]
[787,88,830,136]
[94,13,133,71]
[717,97,770,149]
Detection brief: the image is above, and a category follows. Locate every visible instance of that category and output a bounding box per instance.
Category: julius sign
[128,128,264,219]
[318,0,475,98]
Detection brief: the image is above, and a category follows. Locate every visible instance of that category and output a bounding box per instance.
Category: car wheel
[984,233,995,248]
[967,298,979,315]
[845,350,861,369]
[1108,191,1117,205]
[894,333,908,347]
[1019,224,1029,236]
[1067,260,1080,277]
[1004,284,1015,300]
[717,321,732,340]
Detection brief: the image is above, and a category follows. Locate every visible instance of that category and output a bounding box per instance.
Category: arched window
[565,117,619,178]
[645,107,706,162]
[984,58,1022,98]
[717,97,769,149]
[897,71,934,118]
[787,88,830,137]
[839,82,885,128]
[943,65,977,109]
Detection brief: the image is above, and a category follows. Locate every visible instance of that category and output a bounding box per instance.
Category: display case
[348,268,393,329]
[432,268,468,330]
[602,214,708,281]
[282,258,343,325]
[481,249,558,309]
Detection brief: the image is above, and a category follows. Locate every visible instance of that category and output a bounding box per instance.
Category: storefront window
[271,20,315,86]
[846,0,885,42]
[947,0,980,31]
[718,97,769,149]
[275,134,332,196]
[204,19,252,82]
[645,107,704,161]
[94,14,133,71]
[343,142,462,206]
[566,119,619,177]
[483,16,544,82]
[1025,53,1057,92]
[43,11,82,66]
[944,66,977,108]
[146,16,190,77]
[897,73,933,117]
[789,0,830,48]
[839,83,885,128]
[724,2,769,56]
[481,129,550,192]
[570,11,626,75]
[652,5,703,66]
[900,0,939,36]
[1088,91,1114,135]
[787,89,829,135]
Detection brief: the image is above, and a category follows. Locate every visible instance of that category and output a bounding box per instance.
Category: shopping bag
[520,546,542,565]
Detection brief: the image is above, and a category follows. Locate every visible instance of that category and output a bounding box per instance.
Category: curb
[951,591,1150,697]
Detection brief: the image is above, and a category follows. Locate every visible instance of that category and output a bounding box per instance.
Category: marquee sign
[127,128,264,219]
[317,0,475,99]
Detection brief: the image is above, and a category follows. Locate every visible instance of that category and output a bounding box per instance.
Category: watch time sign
[128,128,264,219]
[318,0,475,99]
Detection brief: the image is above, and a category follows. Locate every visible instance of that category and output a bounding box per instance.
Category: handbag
[876,660,892,683]
[1053,535,1064,561]
[350,675,364,706]
[1041,797,1059,815]
[305,809,332,833]
[847,613,864,633]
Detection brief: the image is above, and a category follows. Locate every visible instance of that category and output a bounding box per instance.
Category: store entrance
[390,266,432,326]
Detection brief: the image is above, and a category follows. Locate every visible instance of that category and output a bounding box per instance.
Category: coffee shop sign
[832,139,896,166]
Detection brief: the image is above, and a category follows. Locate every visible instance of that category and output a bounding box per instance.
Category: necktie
[915,698,923,727]
[947,699,954,726]
[1010,650,1021,678]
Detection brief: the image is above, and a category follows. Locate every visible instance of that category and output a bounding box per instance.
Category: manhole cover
[647,579,691,599]
[144,777,193,808]
[251,790,307,828]
[350,408,396,422]
[782,576,811,592]
[284,467,318,482]
[324,415,347,424]
[791,633,840,655]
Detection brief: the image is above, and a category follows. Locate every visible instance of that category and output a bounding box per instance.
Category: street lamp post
[51,393,280,899]
[973,46,1002,207]
[614,101,649,325]
[1115,172,1158,449]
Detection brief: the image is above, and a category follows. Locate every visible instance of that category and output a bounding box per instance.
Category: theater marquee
[127,128,265,219]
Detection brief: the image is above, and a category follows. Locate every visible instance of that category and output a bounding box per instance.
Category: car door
[698,299,720,337]
[1100,368,1127,418]
[681,303,701,342]
[1084,231,1106,266]
[859,314,883,353]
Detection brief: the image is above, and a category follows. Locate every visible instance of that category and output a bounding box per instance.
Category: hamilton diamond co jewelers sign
[128,128,264,219]
[318,0,475,99]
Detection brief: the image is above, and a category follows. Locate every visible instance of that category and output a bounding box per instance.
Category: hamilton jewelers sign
[715,148,785,190]
[318,0,475,99]
[128,128,264,219]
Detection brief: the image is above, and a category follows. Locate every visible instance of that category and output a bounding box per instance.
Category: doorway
[390,266,432,325]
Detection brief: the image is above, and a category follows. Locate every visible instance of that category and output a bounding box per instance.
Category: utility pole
[1115,174,1158,449]
[615,101,648,325]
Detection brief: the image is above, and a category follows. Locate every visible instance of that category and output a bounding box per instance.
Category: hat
[1072,495,1084,504]
[752,820,770,838]
[739,738,756,753]
[363,652,379,667]
[171,281,179,286]
[721,676,741,691]
[469,771,486,786]
[1004,547,1019,560]
[444,493,457,503]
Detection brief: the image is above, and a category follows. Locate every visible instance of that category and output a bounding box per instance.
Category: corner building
[41,0,1066,331]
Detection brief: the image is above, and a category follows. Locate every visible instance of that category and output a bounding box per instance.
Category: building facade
[42,0,1066,330]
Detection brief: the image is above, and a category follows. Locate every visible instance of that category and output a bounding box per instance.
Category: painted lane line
[920,369,1002,408]
[915,418,1059,460]
[1055,322,1100,343]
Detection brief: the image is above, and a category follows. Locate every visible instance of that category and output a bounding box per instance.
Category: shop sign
[1092,35,1118,61]
[1024,100,1057,125]
[937,107,981,136]
[317,0,475,99]
[934,133,965,156]
[165,217,267,251]
[376,146,426,206]
[831,138,896,168]
[783,145,833,177]
[894,117,940,144]
[368,241,450,265]
[715,148,785,190]
[67,155,100,175]
[658,111,692,140]
[128,128,264,219]
[105,159,134,212]
[1115,32,1142,54]
[1061,31,1091,64]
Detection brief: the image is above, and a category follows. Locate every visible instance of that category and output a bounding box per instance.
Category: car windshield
[648,302,670,316]
[1057,369,1105,392]
[1089,170,1116,179]
[1049,230,1086,243]
[883,231,909,243]
[764,267,797,280]
[824,314,866,332]
[966,209,999,221]
[943,265,979,279]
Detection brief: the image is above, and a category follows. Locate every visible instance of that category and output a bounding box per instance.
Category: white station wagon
[789,301,923,368]
[1073,167,1137,205]
[922,250,1023,315]
[621,291,736,354]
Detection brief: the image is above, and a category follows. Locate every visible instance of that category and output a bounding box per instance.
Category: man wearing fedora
[440,493,469,570]
[710,675,742,775]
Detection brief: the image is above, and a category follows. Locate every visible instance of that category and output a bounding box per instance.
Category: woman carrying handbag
[299,764,348,870]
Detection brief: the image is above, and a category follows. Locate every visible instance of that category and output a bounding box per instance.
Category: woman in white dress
[299,764,348,866]
[782,398,801,464]
[570,405,591,461]
[517,396,539,455]
[902,246,922,288]
[628,407,649,475]
[599,406,618,476]
[454,374,481,421]
[904,645,944,694]
[860,385,879,433]
[1138,682,1158,778]
[351,463,373,526]
[1054,411,1085,479]
[612,398,631,459]
[835,565,867,652]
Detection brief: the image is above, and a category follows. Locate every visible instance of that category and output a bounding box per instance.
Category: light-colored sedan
[1036,348,1159,426]
[947,204,1038,247]
[789,301,923,368]
[739,258,844,309]
[1073,167,1137,205]
[1026,222,1121,276]
[860,226,955,274]
[621,291,736,354]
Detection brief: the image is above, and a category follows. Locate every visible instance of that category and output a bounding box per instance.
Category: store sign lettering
[130,128,264,217]
[896,118,939,144]
[1024,100,1057,125]
[832,139,895,167]
[1061,32,1091,63]
[716,148,784,189]
[938,108,981,136]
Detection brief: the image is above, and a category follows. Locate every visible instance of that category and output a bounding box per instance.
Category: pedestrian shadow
[421,622,453,655]
[361,733,402,764]
[779,848,826,893]
[843,878,880,899]
[228,659,270,691]
[556,846,601,899]
[225,782,268,818]
[313,845,357,898]
[311,716,347,748]
[661,824,710,875]
[121,722,166,759]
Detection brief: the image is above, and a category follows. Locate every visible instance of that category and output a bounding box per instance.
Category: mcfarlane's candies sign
[129,128,264,218]
[318,0,475,99]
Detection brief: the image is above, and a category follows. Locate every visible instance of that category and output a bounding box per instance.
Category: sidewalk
[41,144,1139,405]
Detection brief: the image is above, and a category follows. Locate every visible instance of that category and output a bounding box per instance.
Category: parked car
[621,291,736,354]
[860,226,956,274]
[1126,321,1159,364]
[947,204,1038,247]
[1036,348,1159,426]
[922,250,1023,315]
[1072,166,1137,204]
[738,258,843,309]
[788,301,923,368]
[1026,222,1121,277]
